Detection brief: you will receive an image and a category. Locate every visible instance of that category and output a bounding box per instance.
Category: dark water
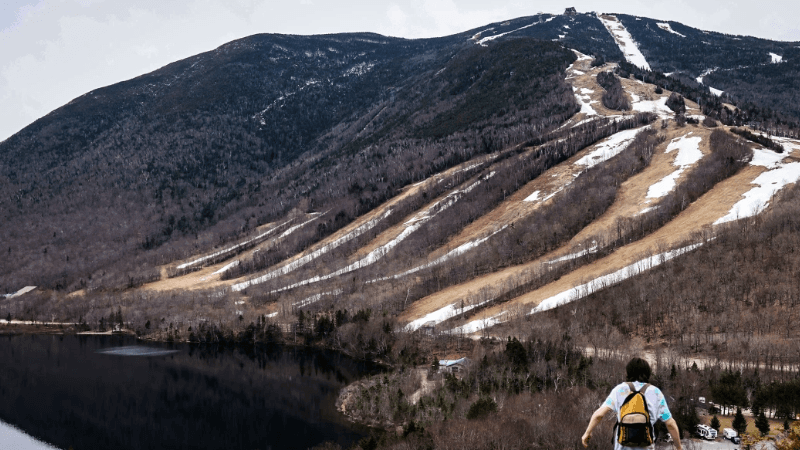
[0,335,380,450]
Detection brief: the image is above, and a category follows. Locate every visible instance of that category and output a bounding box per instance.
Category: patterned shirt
[603,381,672,450]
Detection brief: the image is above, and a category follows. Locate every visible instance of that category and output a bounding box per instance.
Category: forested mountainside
[0,23,578,292]
[3,11,800,366]
[615,14,800,121]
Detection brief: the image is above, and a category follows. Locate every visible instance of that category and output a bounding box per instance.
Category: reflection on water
[97,345,179,356]
[0,335,380,450]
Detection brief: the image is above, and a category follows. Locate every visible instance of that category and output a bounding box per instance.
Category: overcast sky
[2,0,799,142]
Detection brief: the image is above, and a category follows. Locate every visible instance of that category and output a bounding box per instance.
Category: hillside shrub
[596,71,631,111]
[466,397,497,420]
[730,127,784,152]
[666,92,686,114]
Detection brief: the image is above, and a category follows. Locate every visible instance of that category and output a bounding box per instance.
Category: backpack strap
[627,382,651,394]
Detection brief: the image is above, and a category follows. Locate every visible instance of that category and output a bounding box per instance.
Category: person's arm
[582,405,613,448]
[664,418,682,450]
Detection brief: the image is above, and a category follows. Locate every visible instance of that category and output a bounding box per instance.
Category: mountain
[2,11,800,352]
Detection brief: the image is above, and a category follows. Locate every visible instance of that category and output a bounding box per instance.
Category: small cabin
[564,7,577,16]
[438,357,471,374]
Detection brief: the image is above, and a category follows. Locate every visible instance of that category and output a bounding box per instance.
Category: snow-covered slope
[598,15,651,70]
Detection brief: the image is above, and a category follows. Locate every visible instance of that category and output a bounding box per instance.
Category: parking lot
[656,438,776,450]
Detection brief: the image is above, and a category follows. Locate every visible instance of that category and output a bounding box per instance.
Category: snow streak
[598,15,651,70]
[451,243,703,334]
[259,174,496,294]
[293,290,343,309]
[376,225,508,282]
[406,297,495,332]
[176,220,290,270]
[531,243,703,313]
[646,134,704,199]
[524,128,646,205]
[231,210,392,292]
[657,23,686,38]
[715,148,800,225]
[476,20,540,46]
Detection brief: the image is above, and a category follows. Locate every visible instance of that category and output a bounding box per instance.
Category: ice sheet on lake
[0,420,59,450]
[97,346,179,357]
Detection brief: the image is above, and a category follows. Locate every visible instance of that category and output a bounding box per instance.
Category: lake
[0,334,380,450]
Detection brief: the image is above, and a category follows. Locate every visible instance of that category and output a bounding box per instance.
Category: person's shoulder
[646,383,663,392]
[644,383,665,396]
[611,382,630,394]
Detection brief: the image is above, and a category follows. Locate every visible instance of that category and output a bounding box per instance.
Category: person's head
[626,357,651,383]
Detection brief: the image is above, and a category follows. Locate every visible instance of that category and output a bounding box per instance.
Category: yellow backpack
[616,382,654,447]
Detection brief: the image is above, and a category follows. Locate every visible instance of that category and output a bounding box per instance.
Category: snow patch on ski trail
[646,134,704,199]
[262,173,497,294]
[231,209,392,292]
[715,148,800,225]
[598,15,651,70]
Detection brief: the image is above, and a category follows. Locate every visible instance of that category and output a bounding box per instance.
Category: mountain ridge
[2,12,800,347]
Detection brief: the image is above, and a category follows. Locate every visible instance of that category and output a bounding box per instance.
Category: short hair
[626,357,651,382]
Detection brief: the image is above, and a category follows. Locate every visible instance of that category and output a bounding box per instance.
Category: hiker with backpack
[582,357,682,449]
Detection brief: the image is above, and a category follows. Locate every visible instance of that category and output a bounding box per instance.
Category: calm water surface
[0,335,380,450]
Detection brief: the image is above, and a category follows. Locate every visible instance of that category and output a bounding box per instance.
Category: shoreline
[0,321,136,337]
[0,323,393,370]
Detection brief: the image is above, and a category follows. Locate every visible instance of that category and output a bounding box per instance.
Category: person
[582,357,682,449]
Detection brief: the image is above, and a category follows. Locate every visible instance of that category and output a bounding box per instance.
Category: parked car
[723,427,741,444]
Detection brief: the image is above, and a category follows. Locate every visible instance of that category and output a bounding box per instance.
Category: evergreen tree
[733,408,748,436]
[711,415,721,432]
[756,411,770,437]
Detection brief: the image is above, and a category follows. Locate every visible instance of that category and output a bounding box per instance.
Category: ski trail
[477,20,541,46]
[372,225,508,283]
[451,243,703,334]
[177,220,290,269]
[715,148,800,225]
[231,210,391,292]
[405,297,495,331]
[598,15,651,70]
[265,173,496,294]
[646,134,704,199]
